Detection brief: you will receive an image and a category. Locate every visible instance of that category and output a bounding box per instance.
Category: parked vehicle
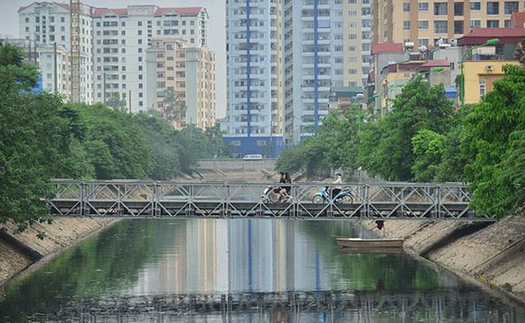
[243,154,263,160]
[312,186,353,203]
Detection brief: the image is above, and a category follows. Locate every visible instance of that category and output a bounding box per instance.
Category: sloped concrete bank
[0,217,115,287]
[359,215,525,305]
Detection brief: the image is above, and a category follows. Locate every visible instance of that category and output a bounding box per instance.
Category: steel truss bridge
[31,290,516,320]
[46,180,494,221]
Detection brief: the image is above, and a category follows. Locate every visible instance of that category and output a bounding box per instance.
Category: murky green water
[0,219,523,322]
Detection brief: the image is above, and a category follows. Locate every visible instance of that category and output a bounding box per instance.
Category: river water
[0,219,523,322]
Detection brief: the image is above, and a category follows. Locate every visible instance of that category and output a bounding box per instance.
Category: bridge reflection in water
[46,180,495,220]
[40,290,518,321]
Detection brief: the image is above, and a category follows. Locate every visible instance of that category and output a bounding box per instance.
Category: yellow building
[463,60,520,105]
[146,38,216,129]
[458,27,524,107]
[373,1,524,48]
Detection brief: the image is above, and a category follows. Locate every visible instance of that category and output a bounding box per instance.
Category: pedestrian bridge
[45,180,494,221]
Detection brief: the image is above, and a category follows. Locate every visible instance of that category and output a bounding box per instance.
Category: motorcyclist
[332,172,343,199]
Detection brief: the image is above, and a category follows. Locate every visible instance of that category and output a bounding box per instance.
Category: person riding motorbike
[332,172,343,199]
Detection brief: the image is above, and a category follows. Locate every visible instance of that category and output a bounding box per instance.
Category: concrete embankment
[0,217,115,286]
[359,215,525,305]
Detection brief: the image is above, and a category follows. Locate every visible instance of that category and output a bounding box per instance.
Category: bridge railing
[45,180,494,220]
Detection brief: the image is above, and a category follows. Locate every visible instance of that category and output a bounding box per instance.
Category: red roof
[512,12,525,27]
[93,8,128,16]
[155,7,203,16]
[19,2,70,13]
[419,59,450,68]
[371,43,404,55]
[93,7,203,17]
[459,27,525,45]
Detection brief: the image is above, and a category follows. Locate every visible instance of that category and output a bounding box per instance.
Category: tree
[69,104,153,179]
[411,129,446,182]
[162,88,187,128]
[106,92,127,113]
[359,77,456,181]
[0,43,74,232]
[462,64,525,217]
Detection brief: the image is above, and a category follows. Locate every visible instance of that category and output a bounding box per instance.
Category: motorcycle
[261,186,291,203]
[312,186,353,204]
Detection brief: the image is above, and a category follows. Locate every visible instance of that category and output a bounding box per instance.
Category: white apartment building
[18,2,94,103]
[284,0,345,145]
[223,0,283,158]
[92,5,209,112]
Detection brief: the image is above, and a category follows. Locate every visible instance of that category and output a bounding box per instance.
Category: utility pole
[69,0,81,103]
[128,90,132,113]
[103,72,106,105]
[54,42,58,94]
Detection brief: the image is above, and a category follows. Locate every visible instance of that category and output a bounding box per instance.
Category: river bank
[359,214,525,305]
[0,217,115,286]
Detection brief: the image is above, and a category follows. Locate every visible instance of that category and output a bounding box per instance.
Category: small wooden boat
[338,246,404,254]
[336,237,404,249]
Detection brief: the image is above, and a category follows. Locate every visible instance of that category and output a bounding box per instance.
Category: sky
[0,0,227,118]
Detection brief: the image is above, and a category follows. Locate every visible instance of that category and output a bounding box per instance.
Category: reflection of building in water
[129,219,334,294]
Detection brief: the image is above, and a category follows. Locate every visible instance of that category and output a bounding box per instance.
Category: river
[0,219,523,322]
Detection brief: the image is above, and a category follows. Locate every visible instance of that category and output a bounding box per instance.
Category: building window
[487,20,500,28]
[454,21,464,34]
[434,21,448,33]
[454,2,464,15]
[504,2,519,14]
[418,20,429,30]
[418,2,429,11]
[403,21,410,29]
[434,2,448,15]
[470,2,481,10]
[479,80,486,98]
[470,20,481,28]
[504,20,513,27]
[487,2,499,14]
[403,3,410,11]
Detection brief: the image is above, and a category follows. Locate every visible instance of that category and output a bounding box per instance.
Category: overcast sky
[0,0,227,118]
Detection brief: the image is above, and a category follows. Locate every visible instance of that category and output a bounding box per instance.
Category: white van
[243,154,263,160]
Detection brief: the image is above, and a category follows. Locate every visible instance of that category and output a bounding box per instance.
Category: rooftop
[371,43,404,55]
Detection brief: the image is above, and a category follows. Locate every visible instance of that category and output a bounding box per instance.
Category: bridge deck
[45,180,494,220]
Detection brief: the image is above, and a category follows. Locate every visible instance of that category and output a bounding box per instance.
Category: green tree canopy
[462,64,525,217]
[359,77,457,181]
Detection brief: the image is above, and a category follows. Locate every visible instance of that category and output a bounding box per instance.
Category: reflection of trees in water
[18,290,521,322]
[0,219,184,321]
[298,220,440,292]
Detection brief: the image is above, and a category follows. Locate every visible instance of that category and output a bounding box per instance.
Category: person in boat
[331,172,343,199]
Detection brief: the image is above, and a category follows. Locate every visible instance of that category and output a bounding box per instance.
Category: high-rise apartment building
[18,2,94,103]
[223,0,284,158]
[92,6,209,113]
[225,0,372,153]
[17,2,215,128]
[281,0,370,145]
[372,1,524,48]
[146,38,216,129]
